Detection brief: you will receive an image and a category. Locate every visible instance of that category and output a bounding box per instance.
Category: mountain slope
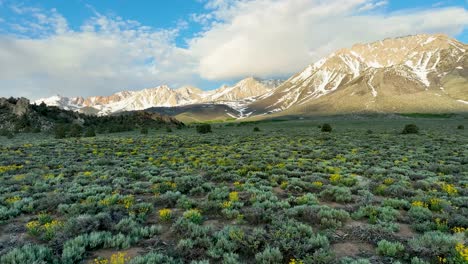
[247,34,468,115]
[146,104,240,123]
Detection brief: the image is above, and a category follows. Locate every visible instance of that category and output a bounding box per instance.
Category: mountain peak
[248,33,467,114]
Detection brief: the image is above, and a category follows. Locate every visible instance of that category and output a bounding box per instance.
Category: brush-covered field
[0,118,467,264]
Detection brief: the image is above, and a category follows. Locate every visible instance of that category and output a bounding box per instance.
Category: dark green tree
[54,125,67,139]
[402,124,419,134]
[69,124,83,138]
[84,127,96,138]
[196,124,212,134]
[321,123,332,132]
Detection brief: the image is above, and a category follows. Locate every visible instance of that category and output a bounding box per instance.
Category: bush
[140,127,148,135]
[196,124,212,134]
[166,127,173,133]
[409,231,458,258]
[54,125,67,139]
[69,124,83,138]
[183,209,203,224]
[223,253,240,264]
[402,124,419,134]
[458,125,464,130]
[159,209,173,222]
[376,240,404,257]
[2,130,15,139]
[255,246,283,264]
[319,186,352,202]
[1,244,53,264]
[253,127,260,132]
[321,123,332,132]
[129,252,176,264]
[84,128,96,138]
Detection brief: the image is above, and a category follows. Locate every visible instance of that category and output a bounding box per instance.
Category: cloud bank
[0,0,467,99]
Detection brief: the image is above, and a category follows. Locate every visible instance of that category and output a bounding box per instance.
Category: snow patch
[368,61,383,68]
[340,54,361,78]
[367,75,378,97]
[290,65,314,84]
[423,36,436,45]
[405,52,433,87]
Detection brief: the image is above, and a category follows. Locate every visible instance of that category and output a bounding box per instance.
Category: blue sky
[0,0,467,99]
[0,0,206,46]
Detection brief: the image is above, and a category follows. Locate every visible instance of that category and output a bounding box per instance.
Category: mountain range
[35,77,283,117]
[35,34,468,121]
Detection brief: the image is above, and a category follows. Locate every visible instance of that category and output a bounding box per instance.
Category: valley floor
[0,117,467,264]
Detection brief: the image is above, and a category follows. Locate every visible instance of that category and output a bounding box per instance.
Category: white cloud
[0,8,198,99]
[190,0,468,80]
[359,0,388,11]
[0,0,467,99]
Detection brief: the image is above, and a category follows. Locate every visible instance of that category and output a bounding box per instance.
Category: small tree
[69,124,83,138]
[0,130,15,139]
[196,124,212,134]
[166,127,173,133]
[253,127,260,132]
[84,128,96,138]
[458,125,464,130]
[140,127,148,135]
[402,124,419,134]
[321,123,332,132]
[54,125,67,139]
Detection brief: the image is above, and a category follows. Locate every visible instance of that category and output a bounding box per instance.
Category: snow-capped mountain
[35,78,283,116]
[247,34,468,115]
[34,34,468,118]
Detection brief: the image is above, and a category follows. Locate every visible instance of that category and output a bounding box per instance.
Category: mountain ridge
[246,34,468,116]
[35,34,468,120]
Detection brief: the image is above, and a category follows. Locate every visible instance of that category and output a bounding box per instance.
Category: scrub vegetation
[0,117,467,263]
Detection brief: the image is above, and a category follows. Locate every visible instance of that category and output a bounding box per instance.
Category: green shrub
[319,186,352,202]
[196,124,212,134]
[84,128,96,137]
[129,252,176,264]
[318,207,350,229]
[54,125,67,139]
[402,124,419,134]
[321,123,332,132]
[183,209,203,224]
[69,124,83,138]
[255,246,283,264]
[140,127,148,135]
[1,244,53,264]
[253,127,260,132]
[0,130,15,139]
[376,240,404,257]
[382,198,410,210]
[409,231,458,258]
[166,127,173,132]
[410,257,430,264]
[340,258,371,264]
[223,253,240,264]
[269,218,329,258]
[457,125,464,130]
